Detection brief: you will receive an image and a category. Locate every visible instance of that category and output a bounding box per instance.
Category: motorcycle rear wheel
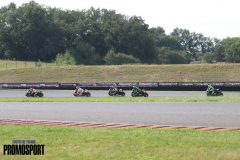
[86,92,91,97]
[121,92,125,96]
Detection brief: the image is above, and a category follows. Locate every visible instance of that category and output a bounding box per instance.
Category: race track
[1,89,240,97]
[0,102,240,128]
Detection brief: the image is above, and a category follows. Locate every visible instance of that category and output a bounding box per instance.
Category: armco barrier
[1,82,59,89]
[2,82,240,91]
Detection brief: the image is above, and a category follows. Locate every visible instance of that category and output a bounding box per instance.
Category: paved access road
[0,102,239,128]
[1,89,240,97]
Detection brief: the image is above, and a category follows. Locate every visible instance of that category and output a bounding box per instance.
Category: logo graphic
[3,140,44,155]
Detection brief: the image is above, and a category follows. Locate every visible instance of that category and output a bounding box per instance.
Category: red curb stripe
[133,125,154,128]
[120,125,140,129]
[189,126,208,130]
[76,123,105,128]
[218,128,240,132]
[57,122,91,127]
[158,126,187,129]
[148,125,171,129]
[108,124,137,128]
[0,119,239,132]
[90,123,121,128]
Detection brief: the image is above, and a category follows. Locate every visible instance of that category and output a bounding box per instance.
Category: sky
[0,0,240,39]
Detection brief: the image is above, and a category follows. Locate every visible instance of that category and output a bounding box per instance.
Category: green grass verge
[1,97,240,102]
[0,59,56,70]
[1,63,240,82]
[0,125,239,160]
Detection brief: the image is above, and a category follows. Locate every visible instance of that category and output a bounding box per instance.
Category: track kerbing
[0,119,239,132]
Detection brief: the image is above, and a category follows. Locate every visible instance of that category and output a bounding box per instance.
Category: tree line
[0,1,240,65]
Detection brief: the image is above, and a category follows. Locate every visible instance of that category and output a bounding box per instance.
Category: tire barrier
[1,82,240,91]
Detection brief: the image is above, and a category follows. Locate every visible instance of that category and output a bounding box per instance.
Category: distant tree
[222,37,240,63]
[112,16,156,63]
[171,28,215,60]
[199,52,215,63]
[70,41,100,65]
[157,35,182,50]
[179,51,192,63]
[100,9,127,55]
[0,1,230,65]
[149,27,182,50]
[211,38,225,62]
[0,1,65,61]
[156,47,189,64]
[0,3,18,59]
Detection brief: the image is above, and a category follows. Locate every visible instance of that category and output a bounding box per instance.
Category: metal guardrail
[1,82,240,91]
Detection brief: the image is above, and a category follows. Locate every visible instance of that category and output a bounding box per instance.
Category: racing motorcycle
[25,90,44,97]
[206,89,223,96]
[108,88,125,96]
[73,89,91,97]
[131,88,148,97]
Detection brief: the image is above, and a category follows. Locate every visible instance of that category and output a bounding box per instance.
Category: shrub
[200,52,215,63]
[104,50,141,65]
[55,50,76,65]
[156,47,189,64]
[70,42,100,65]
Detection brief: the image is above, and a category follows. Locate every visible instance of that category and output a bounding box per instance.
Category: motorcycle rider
[110,83,118,92]
[29,88,37,95]
[74,86,84,95]
[207,84,216,95]
[132,86,141,93]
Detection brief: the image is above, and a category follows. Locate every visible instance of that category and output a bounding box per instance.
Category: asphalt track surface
[0,102,240,128]
[1,89,240,97]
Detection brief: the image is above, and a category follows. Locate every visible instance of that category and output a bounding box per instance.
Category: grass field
[0,60,240,82]
[0,125,239,160]
[1,97,240,102]
[0,60,57,70]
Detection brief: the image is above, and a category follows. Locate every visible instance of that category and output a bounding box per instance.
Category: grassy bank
[0,125,239,160]
[0,63,240,82]
[1,97,240,102]
[0,59,56,70]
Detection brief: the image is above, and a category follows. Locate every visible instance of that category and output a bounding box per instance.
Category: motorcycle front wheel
[86,92,91,97]
[131,92,137,97]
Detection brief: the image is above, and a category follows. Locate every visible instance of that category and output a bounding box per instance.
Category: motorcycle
[73,89,91,97]
[25,90,44,97]
[206,89,223,96]
[108,88,125,96]
[131,88,148,97]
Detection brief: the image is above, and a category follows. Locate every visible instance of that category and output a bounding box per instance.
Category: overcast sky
[0,0,240,39]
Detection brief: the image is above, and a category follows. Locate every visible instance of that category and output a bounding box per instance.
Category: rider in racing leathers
[29,88,37,95]
[75,86,84,95]
[132,86,141,93]
[110,83,118,92]
[207,84,216,95]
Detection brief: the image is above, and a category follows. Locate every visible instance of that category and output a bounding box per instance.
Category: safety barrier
[1,82,240,91]
[1,82,59,90]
